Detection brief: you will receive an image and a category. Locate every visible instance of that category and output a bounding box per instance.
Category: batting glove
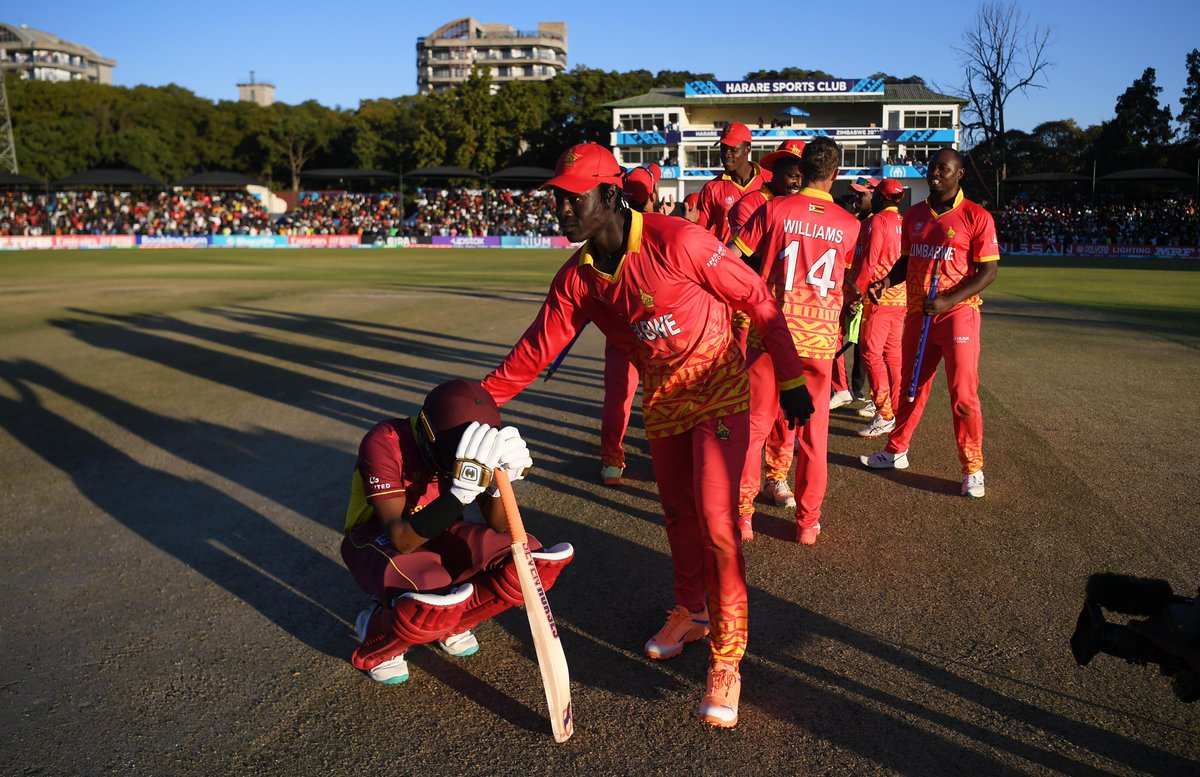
[486,427,533,495]
[449,422,503,504]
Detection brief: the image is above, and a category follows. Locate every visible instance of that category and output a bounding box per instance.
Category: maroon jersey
[345,418,441,531]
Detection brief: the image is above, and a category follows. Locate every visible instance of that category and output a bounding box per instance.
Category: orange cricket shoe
[644,604,709,659]
[699,661,741,727]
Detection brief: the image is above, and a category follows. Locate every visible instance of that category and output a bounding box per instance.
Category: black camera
[1071,573,1200,702]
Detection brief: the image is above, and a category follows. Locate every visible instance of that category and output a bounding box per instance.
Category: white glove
[448,422,503,504]
[486,427,533,495]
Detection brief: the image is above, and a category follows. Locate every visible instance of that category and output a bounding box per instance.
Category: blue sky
[10,1,1200,133]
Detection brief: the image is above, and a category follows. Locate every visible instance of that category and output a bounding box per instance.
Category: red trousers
[648,412,750,667]
[860,304,906,421]
[341,519,537,605]
[885,306,984,474]
[600,340,639,468]
[740,348,832,529]
[763,413,795,482]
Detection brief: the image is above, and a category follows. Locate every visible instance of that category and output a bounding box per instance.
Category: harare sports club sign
[684,78,885,97]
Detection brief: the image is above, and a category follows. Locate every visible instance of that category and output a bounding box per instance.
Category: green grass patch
[994,255,1200,344]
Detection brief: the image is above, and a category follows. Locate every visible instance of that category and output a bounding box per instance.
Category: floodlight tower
[0,74,16,173]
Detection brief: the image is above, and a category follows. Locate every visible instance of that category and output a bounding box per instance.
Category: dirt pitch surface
[0,252,1197,776]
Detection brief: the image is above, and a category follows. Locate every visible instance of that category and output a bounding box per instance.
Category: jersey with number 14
[733,187,862,358]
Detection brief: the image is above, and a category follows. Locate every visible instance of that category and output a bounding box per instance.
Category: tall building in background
[237,72,275,107]
[0,23,115,84]
[416,17,566,94]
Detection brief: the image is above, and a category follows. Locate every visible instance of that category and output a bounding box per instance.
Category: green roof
[605,83,965,109]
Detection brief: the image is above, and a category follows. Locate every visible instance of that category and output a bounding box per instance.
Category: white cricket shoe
[437,630,480,657]
[829,390,854,410]
[857,414,896,438]
[356,604,410,685]
[857,400,877,418]
[762,478,796,508]
[962,471,985,498]
[860,450,909,469]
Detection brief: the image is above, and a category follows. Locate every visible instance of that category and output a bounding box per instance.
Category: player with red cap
[726,138,806,537]
[830,177,877,411]
[689,121,771,244]
[729,136,863,546]
[861,148,1000,499]
[342,379,574,685]
[847,178,907,437]
[482,141,815,728]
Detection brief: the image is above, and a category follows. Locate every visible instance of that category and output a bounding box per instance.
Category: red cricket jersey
[733,187,863,358]
[345,418,442,532]
[855,207,906,306]
[727,187,773,238]
[695,162,771,244]
[902,190,1000,314]
[482,210,806,439]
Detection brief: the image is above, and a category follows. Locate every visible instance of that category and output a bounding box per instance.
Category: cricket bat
[493,469,574,743]
[907,259,942,402]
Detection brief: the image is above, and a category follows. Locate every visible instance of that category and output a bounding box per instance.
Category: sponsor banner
[999,242,1199,258]
[286,235,360,248]
[685,78,884,97]
[685,127,883,141]
[0,235,138,250]
[499,236,575,249]
[882,129,956,143]
[210,235,290,248]
[615,131,681,146]
[431,235,502,248]
[138,235,210,248]
[882,164,929,179]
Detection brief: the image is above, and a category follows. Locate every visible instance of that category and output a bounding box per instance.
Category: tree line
[8,53,1199,196]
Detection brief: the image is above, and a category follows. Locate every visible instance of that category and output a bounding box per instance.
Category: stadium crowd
[996,196,1200,247]
[0,189,273,236]
[0,186,559,238]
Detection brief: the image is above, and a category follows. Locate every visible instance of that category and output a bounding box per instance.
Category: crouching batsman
[342,379,574,685]
[481,143,814,728]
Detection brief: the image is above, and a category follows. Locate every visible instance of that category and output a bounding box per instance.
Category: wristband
[407,493,465,539]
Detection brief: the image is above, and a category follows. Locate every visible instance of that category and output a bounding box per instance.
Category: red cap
[876,178,904,199]
[543,143,624,193]
[760,139,807,172]
[683,192,700,208]
[850,176,881,193]
[714,121,752,147]
[622,166,658,206]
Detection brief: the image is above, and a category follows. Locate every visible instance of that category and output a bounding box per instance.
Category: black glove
[780,384,815,429]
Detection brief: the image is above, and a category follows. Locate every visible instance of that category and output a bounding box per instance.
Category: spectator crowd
[0,186,559,239]
[4,187,1198,248]
[0,189,273,236]
[996,196,1200,247]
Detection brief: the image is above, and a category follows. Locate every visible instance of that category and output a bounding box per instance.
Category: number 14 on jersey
[780,241,839,297]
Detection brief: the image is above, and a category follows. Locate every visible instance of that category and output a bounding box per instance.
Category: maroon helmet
[417,380,501,471]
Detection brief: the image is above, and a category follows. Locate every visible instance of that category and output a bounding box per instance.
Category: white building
[608,78,965,202]
[0,23,115,84]
[417,17,567,95]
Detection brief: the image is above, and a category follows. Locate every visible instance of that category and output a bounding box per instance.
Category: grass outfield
[2,247,1197,340]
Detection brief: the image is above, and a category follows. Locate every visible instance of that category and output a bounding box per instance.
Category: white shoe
[762,478,796,508]
[601,464,624,487]
[857,400,877,418]
[962,471,985,498]
[355,603,410,684]
[856,414,896,438]
[829,390,854,410]
[437,630,480,657]
[860,450,909,469]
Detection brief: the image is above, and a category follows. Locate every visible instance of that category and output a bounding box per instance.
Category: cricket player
[689,121,771,244]
[860,148,999,498]
[342,379,574,684]
[727,138,806,533]
[482,142,815,728]
[830,176,877,411]
[847,178,907,437]
[729,137,863,545]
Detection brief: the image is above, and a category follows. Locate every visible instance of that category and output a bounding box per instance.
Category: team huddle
[339,123,999,731]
